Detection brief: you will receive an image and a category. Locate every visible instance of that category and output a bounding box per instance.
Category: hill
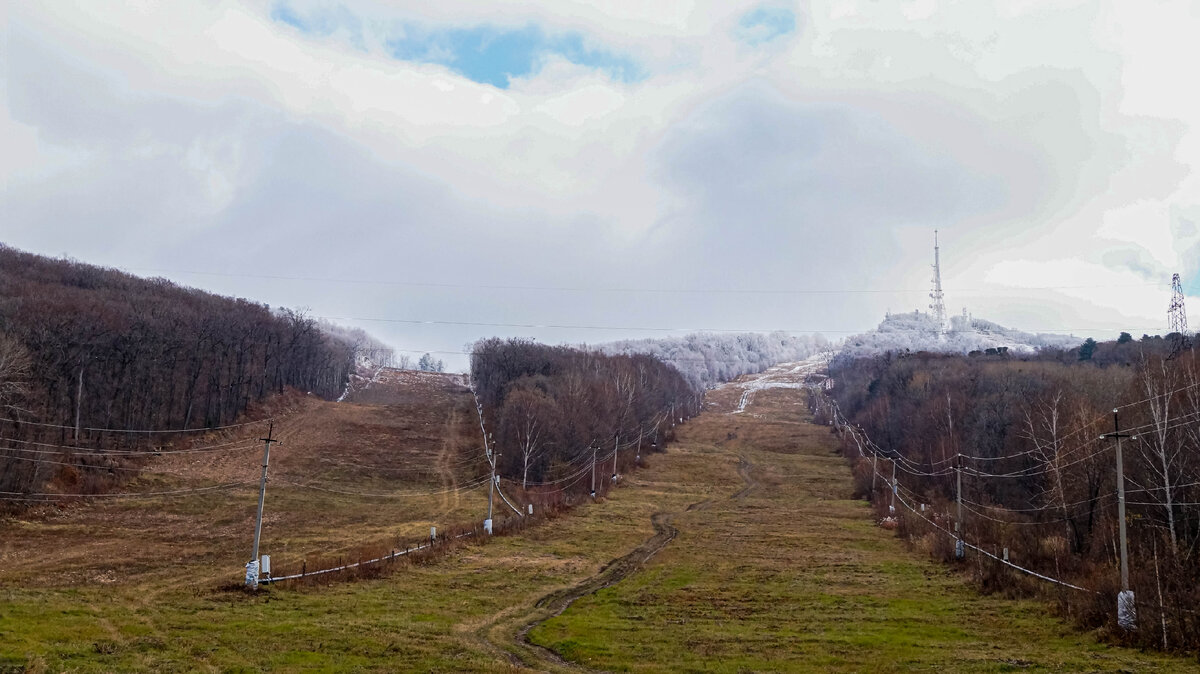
[0,244,391,498]
[3,363,1194,671]
[834,310,1081,364]
[0,366,484,589]
[600,331,830,388]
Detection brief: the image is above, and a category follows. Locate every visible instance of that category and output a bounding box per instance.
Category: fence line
[261,531,477,585]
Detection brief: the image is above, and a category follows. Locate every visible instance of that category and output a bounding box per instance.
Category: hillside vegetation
[4,364,1194,671]
[601,331,829,388]
[826,340,1200,653]
[470,338,698,491]
[836,311,1081,364]
[0,245,384,498]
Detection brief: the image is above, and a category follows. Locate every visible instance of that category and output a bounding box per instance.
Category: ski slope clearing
[2,366,1194,671]
[0,368,484,590]
[729,356,827,414]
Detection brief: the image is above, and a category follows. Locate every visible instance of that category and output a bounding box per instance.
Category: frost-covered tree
[600,331,829,388]
[833,311,1081,366]
[417,353,444,372]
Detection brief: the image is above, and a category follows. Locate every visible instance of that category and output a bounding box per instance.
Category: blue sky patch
[270,2,639,89]
[386,24,640,88]
[271,3,364,45]
[736,5,797,45]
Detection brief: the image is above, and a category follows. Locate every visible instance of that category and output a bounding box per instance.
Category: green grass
[527,389,1196,673]
[2,384,1197,672]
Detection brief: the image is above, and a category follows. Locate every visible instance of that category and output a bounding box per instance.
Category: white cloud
[3,0,1199,365]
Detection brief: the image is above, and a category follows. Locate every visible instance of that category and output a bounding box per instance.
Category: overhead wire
[0,480,257,502]
[0,415,274,435]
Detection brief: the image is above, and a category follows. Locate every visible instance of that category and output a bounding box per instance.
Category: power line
[0,480,256,501]
[0,415,274,435]
[276,476,493,499]
[128,265,1169,296]
[321,315,1159,336]
[0,435,264,456]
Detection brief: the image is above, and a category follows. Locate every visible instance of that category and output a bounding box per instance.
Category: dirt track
[469,508,686,673]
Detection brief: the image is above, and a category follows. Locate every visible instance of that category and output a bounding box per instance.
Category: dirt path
[731,454,758,500]
[467,508,686,673]
[466,433,764,672]
[437,407,462,515]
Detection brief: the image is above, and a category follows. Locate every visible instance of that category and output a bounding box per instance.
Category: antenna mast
[1169,273,1190,358]
[929,230,947,335]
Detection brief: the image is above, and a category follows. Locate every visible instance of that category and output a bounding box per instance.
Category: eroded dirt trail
[468,507,690,673]
[437,407,462,515]
[468,414,764,673]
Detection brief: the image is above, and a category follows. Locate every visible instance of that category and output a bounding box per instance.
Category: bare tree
[1023,390,1073,540]
[500,387,555,488]
[1138,354,1183,550]
[0,334,31,410]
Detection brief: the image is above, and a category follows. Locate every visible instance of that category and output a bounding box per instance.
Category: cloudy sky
[4,0,1198,370]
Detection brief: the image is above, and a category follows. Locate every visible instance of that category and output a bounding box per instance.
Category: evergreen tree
[1078,337,1098,361]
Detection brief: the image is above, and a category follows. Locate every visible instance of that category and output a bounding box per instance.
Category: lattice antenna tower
[1169,273,1189,335]
[1168,273,1190,358]
[929,230,947,335]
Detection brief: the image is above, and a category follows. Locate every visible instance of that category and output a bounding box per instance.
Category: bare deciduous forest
[0,245,363,498]
[471,337,699,492]
[825,338,1200,652]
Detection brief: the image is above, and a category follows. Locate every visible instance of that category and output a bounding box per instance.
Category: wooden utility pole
[612,435,620,483]
[248,422,279,588]
[955,452,965,559]
[1101,409,1136,629]
[871,446,878,493]
[485,439,498,535]
[590,443,598,498]
[889,460,897,514]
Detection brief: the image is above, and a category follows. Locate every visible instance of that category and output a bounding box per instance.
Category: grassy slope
[0,370,486,589]
[2,368,1195,672]
[530,382,1195,673]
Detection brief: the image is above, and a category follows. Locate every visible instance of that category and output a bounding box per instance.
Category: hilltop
[835,310,1082,363]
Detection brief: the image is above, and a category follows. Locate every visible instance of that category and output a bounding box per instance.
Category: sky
[3,0,1199,371]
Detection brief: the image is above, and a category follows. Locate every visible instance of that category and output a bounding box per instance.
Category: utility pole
[954,452,964,559]
[889,460,897,515]
[612,435,619,482]
[247,422,279,589]
[485,434,498,535]
[590,443,598,499]
[1101,408,1136,630]
[871,446,879,493]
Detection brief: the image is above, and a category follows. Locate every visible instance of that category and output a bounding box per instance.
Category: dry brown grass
[4,363,1197,672]
[0,369,486,589]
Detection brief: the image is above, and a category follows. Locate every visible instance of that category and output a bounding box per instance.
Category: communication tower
[929,230,947,335]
